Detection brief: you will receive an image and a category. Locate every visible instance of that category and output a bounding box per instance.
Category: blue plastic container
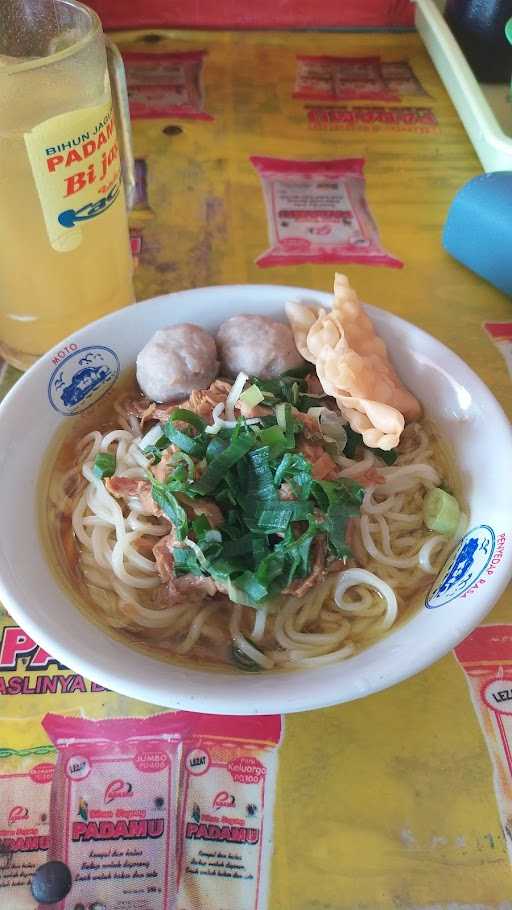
[443,171,512,296]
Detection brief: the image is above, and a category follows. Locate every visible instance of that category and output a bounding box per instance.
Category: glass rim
[0,0,102,76]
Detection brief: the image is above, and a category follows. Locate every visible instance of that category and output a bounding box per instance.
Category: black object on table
[445,0,512,81]
[31,861,73,904]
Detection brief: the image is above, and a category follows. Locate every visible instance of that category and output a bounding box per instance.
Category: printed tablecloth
[1,27,512,910]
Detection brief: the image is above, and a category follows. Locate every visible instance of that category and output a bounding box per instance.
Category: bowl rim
[0,282,511,715]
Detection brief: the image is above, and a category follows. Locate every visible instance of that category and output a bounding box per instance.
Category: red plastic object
[86,0,414,31]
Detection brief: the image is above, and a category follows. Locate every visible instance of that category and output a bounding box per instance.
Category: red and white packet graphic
[41,712,187,910]
[0,734,55,909]
[484,322,512,382]
[381,61,429,97]
[177,713,282,910]
[122,51,213,120]
[454,622,512,861]
[294,55,399,102]
[250,155,402,268]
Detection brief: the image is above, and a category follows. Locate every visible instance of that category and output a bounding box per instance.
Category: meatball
[216,315,304,379]
[136,323,218,403]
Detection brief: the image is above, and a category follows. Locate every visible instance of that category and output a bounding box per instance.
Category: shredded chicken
[153,531,181,582]
[177,496,224,529]
[297,441,338,480]
[283,536,327,597]
[105,476,159,517]
[106,476,149,500]
[153,533,217,605]
[292,408,320,437]
[152,446,177,484]
[237,400,272,418]
[182,379,232,421]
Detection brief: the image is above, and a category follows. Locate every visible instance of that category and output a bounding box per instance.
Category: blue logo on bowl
[48,346,120,416]
[425,524,496,609]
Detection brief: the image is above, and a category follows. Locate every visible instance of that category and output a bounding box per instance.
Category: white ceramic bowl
[0,284,511,715]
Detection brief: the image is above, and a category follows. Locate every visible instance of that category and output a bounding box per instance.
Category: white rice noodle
[139,423,165,450]
[232,633,274,669]
[418,534,447,574]
[205,401,261,435]
[288,641,355,667]
[76,430,102,460]
[127,512,168,536]
[175,602,220,654]
[251,608,267,644]
[376,463,440,493]
[335,450,376,478]
[334,568,398,631]
[363,486,398,515]
[224,371,248,420]
[360,514,422,569]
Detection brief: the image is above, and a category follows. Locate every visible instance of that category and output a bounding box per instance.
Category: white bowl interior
[0,284,511,714]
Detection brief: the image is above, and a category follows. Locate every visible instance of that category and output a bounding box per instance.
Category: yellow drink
[0,2,134,369]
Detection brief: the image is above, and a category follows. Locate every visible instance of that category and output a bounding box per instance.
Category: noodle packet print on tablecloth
[454,622,512,863]
[40,712,186,910]
[380,61,429,98]
[122,51,213,120]
[0,716,56,910]
[293,55,399,102]
[250,156,402,268]
[177,714,282,910]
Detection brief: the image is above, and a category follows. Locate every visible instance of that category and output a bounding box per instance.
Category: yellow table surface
[1,28,512,910]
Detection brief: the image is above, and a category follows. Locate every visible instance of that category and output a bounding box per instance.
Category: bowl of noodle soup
[0,281,510,714]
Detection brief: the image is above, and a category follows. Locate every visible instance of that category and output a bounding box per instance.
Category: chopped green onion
[222,534,254,558]
[225,578,273,609]
[192,433,254,495]
[234,571,269,603]
[143,437,168,464]
[258,425,287,456]
[93,452,116,478]
[142,369,366,606]
[183,537,209,569]
[169,408,205,433]
[173,545,202,574]
[248,499,311,533]
[239,384,265,408]
[163,408,206,457]
[275,402,287,430]
[150,481,189,540]
[323,502,356,557]
[252,535,270,564]
[247,447,277,502]
[423,488,460,536]
[191,514,211,538]
[167,451,195,478]
[206,435,228,462]
[274,452,312,500]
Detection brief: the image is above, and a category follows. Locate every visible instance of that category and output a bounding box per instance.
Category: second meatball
[216,315,304,379]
